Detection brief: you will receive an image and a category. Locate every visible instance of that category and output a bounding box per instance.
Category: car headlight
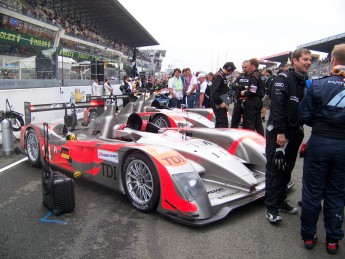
[172,172,205,201]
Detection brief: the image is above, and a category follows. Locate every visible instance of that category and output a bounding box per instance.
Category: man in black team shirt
[210,62,236,128]
[240,58,265,136]
[265,48,311,224]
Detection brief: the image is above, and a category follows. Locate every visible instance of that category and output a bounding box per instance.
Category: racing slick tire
[89,109,97,121]
[122,151,160,212]
[11,115,25,132]
[152,114,171,128]
[25,129,42,167]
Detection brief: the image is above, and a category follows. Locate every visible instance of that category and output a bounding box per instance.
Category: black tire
[10,114,24,132]
[25,129,41,167]
[122,151,160,212]
[152,114,171,128]
[89,109,97,121]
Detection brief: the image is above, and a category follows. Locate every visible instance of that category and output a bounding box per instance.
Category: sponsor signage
[97,149,118,163]
[0,28,52,48]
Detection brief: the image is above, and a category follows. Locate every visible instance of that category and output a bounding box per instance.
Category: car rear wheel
[89,110,97,121]
[26,129,41,167]
[122,151,160,212]
[153,114,171,128]
[11,115,24,132]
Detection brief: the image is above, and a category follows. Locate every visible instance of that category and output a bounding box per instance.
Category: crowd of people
[0,0,151,61]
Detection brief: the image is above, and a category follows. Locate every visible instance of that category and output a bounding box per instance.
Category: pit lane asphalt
[0,123,343,259]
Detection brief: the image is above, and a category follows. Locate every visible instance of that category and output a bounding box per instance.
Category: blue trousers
[301,134,345,241]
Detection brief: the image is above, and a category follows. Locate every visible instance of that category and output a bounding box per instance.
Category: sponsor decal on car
[61,147,70,159]
[97,149,118,163]
[144,147,188,167]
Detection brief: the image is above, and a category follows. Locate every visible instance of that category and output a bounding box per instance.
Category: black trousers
[265,126,304,209]
[231,99,244,128]
[211,103,228,128]
[243,98,264,136]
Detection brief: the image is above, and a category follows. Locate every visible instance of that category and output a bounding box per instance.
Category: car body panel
[21,103,266,226]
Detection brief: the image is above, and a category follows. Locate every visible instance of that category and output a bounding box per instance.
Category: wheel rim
[154,117,169,128]
[27,132,39,162]
[125,159,154,205]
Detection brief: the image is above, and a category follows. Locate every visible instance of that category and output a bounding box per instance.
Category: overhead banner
[58,48,93,61]
[0,28,52,48]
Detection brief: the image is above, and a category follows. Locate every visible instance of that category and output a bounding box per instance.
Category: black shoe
[279,202,298,214]
[303,235,317,250]
[266,208,282,223]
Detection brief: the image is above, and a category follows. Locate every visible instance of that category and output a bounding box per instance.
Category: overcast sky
[119,0,345,73]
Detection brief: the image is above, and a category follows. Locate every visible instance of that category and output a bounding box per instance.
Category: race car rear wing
[23,95,132,124]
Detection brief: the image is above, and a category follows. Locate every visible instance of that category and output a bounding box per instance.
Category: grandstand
[0,0,165,87]
[260,32,345,78]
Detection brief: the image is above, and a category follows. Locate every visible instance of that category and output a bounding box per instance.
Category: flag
[131,48,138,78]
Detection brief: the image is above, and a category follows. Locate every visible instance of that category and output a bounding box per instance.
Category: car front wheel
[122,151,160,212]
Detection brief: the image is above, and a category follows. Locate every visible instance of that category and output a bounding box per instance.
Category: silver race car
[21,103,267,226]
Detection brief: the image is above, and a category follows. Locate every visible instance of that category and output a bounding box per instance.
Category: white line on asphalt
[0,157,28,174]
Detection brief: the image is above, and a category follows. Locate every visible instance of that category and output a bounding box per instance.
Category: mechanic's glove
[299,143,307,158]
[273,146,287,172]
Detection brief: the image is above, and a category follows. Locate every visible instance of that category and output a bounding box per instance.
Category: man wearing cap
[211,62,236,127]
[198,73,210,108]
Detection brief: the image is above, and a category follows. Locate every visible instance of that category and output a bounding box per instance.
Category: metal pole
[61,48,64,86]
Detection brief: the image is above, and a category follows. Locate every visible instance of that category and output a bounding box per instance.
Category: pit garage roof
[61,0,159,48]
[260,51,292,65]
[297,32,345,54]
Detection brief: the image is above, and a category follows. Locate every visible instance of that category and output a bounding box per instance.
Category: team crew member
[168,68,184,108]
[265,48,311,223]
[211,62,236,128]
[261,69,275,121]
[231,60,250,128]
[299,44,345,254]
[241,58,265,136]
[120,75,132,94]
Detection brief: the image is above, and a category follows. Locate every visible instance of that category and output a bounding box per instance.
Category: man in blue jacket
[299,43,345,255]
